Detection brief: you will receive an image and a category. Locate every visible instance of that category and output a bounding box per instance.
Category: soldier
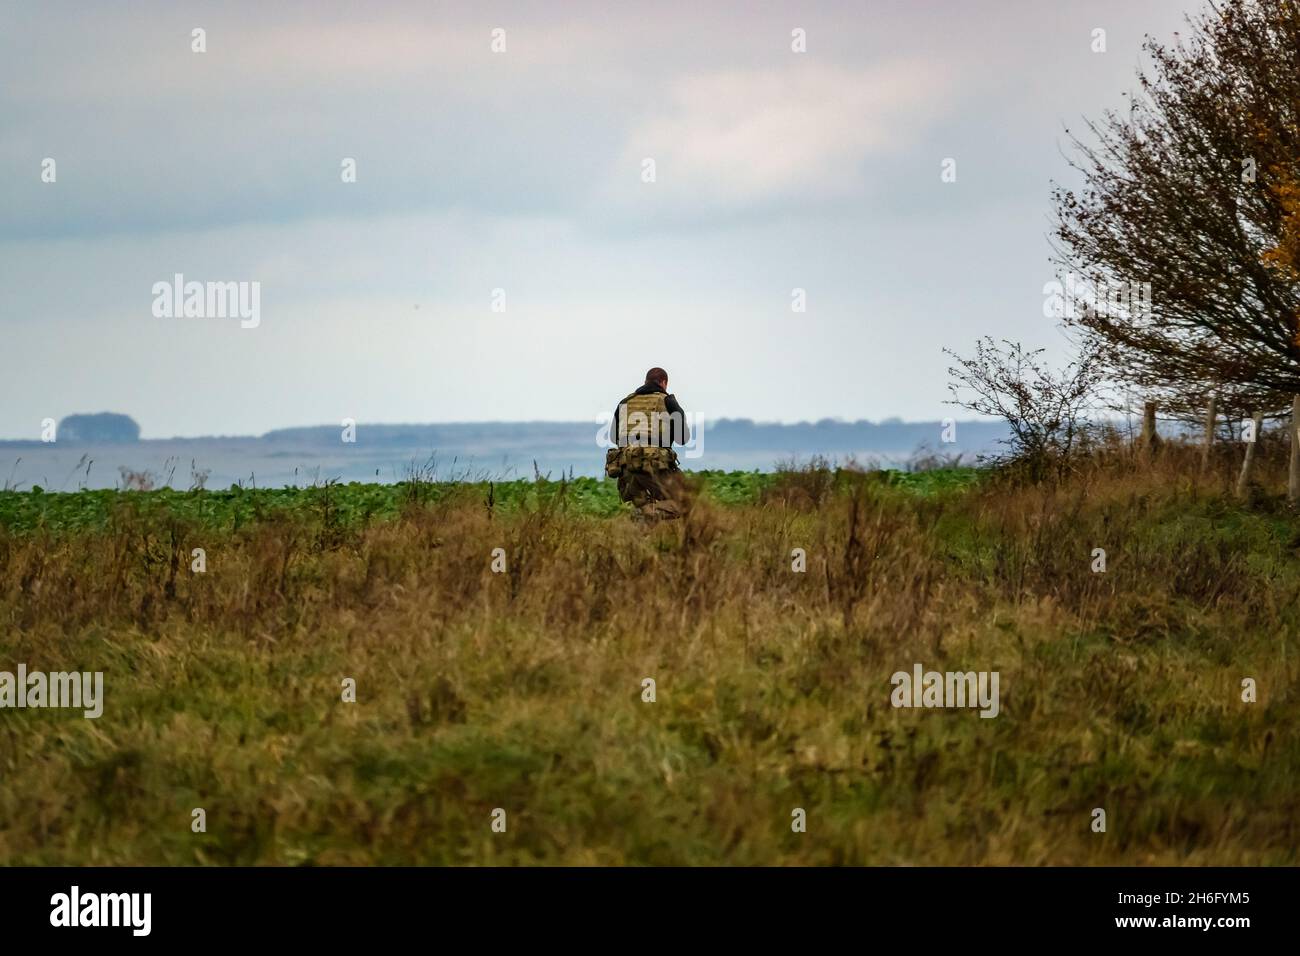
[605,367,690,519]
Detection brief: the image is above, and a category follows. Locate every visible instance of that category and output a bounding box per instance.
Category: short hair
[645,367,668,386]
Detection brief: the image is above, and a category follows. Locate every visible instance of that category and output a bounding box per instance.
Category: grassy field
[0,458,1296,865]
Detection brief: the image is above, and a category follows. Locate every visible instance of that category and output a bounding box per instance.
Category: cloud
[595,59,954,222]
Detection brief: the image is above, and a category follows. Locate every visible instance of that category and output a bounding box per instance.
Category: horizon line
[0,415,1009,444]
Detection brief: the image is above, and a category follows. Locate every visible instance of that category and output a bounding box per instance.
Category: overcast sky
[0,0,1198,438]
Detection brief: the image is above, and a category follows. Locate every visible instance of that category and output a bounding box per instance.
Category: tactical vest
[608,390,677,476]
[618,391,672,447]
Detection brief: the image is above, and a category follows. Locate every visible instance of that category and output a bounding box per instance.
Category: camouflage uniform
[606,385,689,519]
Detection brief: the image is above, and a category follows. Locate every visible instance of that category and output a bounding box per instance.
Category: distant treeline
[57,413,140,443]
[0,418,1011,461]
[257,419,1010,452]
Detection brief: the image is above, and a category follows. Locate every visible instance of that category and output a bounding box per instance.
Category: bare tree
[946,337,1106,481]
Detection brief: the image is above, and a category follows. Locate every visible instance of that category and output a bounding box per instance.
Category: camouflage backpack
[623,444,676,473]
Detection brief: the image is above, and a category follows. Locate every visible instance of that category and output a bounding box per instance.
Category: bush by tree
[946,337,1105,482]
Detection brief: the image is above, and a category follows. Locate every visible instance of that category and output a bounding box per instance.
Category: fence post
[1238,410,1264,499]
[1139,401,1159,457]
[1290,396,1300,504]
[1200,392,1217,473]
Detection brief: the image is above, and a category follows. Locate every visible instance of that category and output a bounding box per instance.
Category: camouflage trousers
[605,446,687,520]
[617,467,687,520]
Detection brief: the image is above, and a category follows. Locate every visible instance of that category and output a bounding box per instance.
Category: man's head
[645,367,669,390]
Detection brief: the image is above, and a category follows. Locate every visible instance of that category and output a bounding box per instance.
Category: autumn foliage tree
[1051,0,1300,425]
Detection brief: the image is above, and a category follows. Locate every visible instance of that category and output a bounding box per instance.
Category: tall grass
[0,449,1296,864]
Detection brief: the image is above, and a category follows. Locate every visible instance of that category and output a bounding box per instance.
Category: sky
[0,0,1199,438]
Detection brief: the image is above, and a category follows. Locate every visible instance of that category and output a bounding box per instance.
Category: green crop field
[0,467,980,534]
